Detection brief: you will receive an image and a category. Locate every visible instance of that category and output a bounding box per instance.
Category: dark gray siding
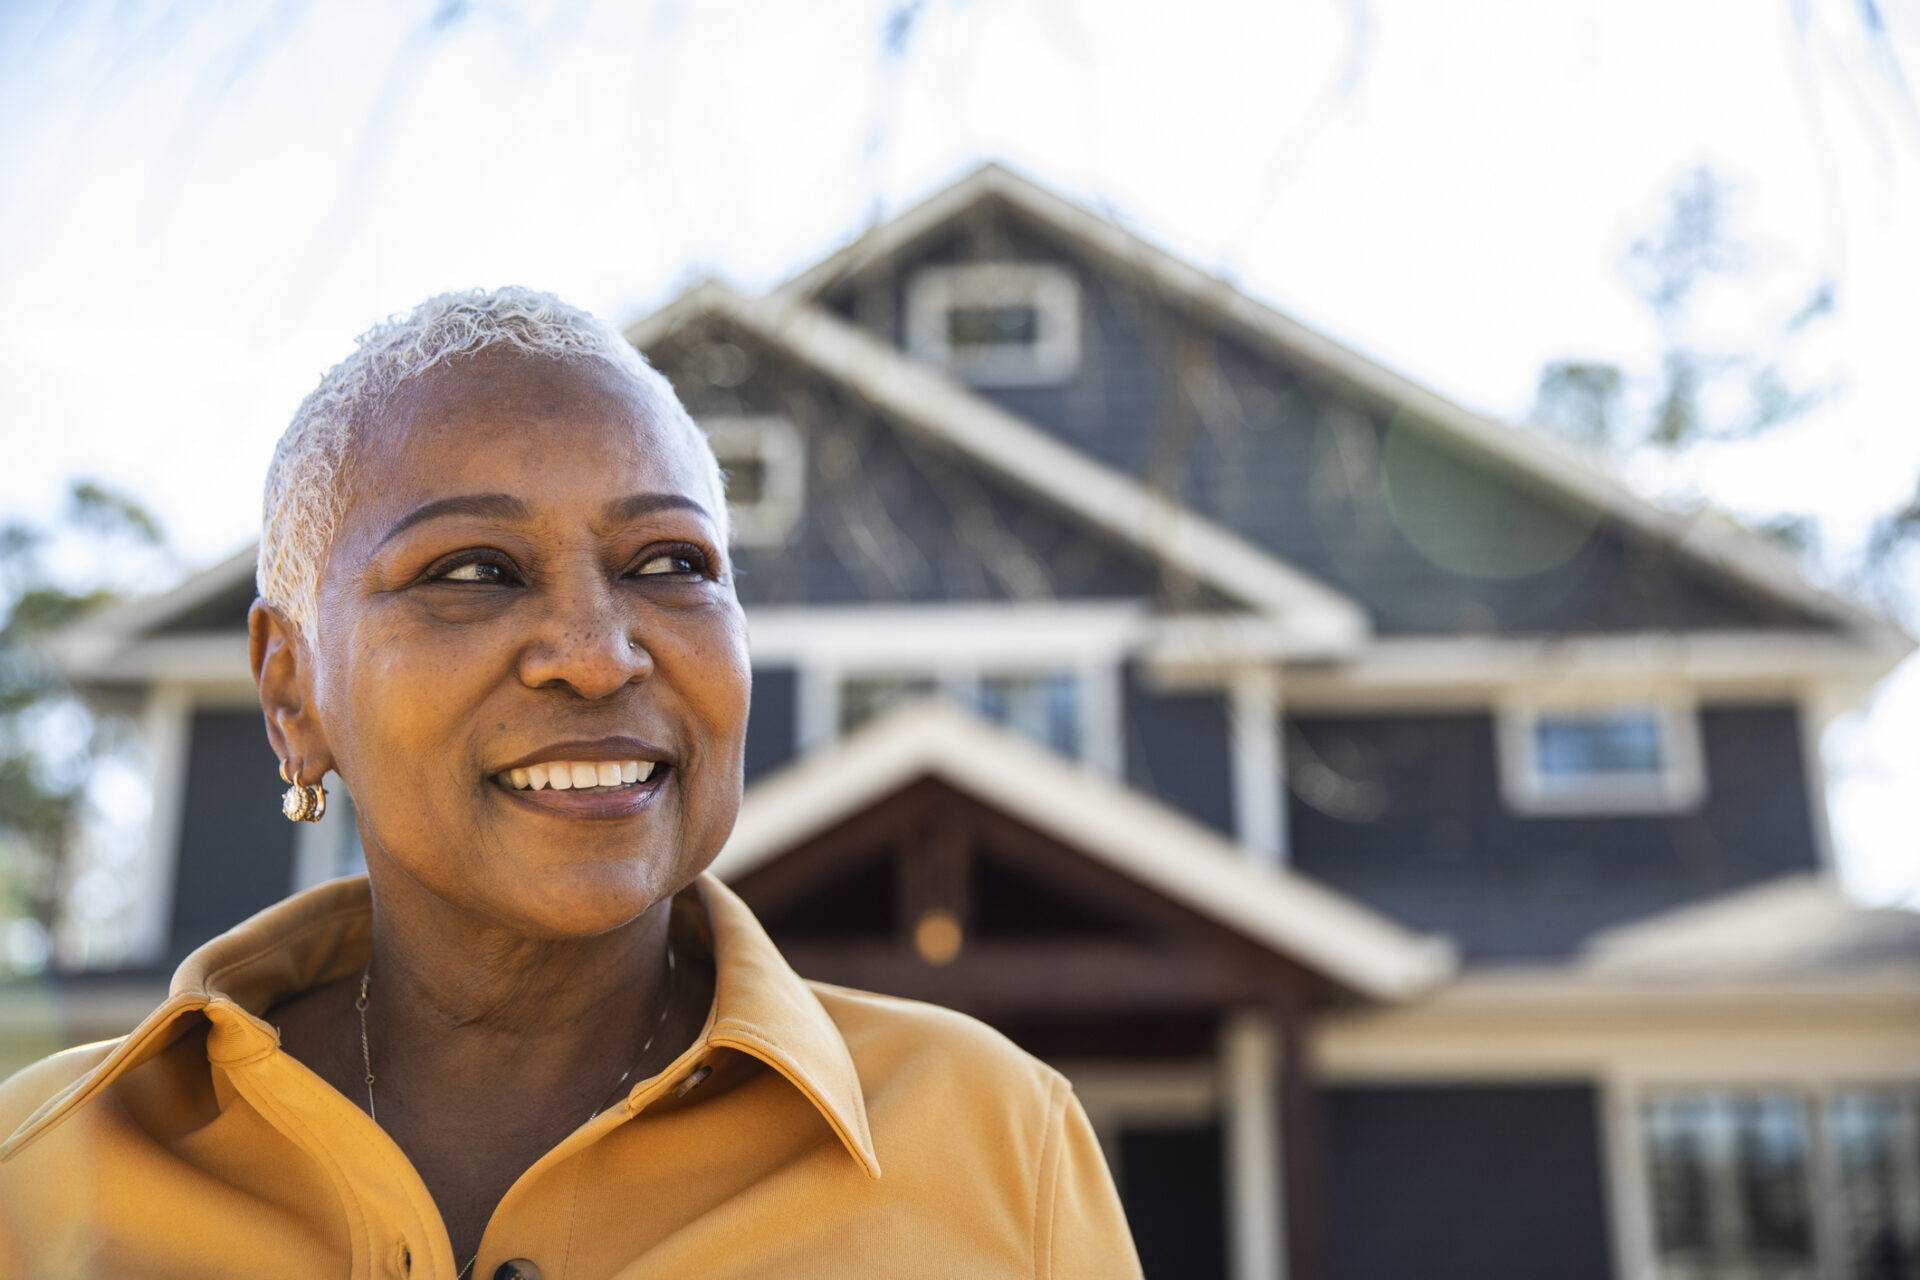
[154,575,256,634]
[1124,666,1234,836]
[744,665,797,784]
[1119,1122,1228,1280]
[1290,705,1822,958]
[1324,1085,1613,1280]
[651,323,1180,609]
[169,710,297,958]
[818,202,1830,634]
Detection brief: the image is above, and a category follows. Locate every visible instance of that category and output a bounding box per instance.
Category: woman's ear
[249,598,335,781]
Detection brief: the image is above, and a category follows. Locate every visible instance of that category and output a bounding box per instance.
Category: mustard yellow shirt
[0,876,1142,1279]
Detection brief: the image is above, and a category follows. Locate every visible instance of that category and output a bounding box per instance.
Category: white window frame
[753,603,1140,776]
[1496,696,1705,816]
[1617,1078,1920,1280]
[815,661,1118,773]
[904,262,1083,387]
[704,415,805,548]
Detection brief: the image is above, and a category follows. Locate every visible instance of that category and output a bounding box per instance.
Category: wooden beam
[778,940,1296,1012]
[733,777,932,919]
[899,799,972,930]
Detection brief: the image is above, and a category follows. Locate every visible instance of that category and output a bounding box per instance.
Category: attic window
[949,305,1038,348]
[905,263,1081,387]
[705,416,804,548]
[837,669,1083,759]
[1497,700,1705,815]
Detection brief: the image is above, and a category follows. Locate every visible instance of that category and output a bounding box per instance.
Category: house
[18,164,1920,1280]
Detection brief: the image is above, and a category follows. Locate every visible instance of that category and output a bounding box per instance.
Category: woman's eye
[635,549,704,576]
[434,559,515,585]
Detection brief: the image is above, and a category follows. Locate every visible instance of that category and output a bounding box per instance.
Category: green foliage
[1531,166,1834,455]
[1531,166,1919,596]
[1531,361,1624,450]
[0,482,168,935]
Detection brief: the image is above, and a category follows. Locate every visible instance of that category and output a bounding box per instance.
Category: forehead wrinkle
[349,354,727,555]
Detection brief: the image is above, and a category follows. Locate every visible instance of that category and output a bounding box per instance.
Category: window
[1639,1086,1920,1280]
[838,674,939,735]
[1497,700,1705,814]
[904,263,1082,386]
[1829,1089,1920,1277]
[837,669,1083,759]
[704,416,804,547]
[976,671,1080,758]
[1643,1091,1814,1278]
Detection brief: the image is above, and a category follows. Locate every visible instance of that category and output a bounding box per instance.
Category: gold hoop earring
[279,760,328,823]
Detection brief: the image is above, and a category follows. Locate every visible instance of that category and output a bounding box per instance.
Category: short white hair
[258,286,721,634]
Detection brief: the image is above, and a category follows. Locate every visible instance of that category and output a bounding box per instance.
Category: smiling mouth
[495,759,667,793]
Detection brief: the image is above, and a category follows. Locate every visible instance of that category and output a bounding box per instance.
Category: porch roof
[713,700,1457,1003]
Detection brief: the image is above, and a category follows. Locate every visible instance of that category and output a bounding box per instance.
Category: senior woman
[0,289,1142,1279]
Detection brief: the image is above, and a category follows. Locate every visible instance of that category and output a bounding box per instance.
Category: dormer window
[838,669,1082,759]
[705,416,805,548]
[905,263,1082,386]
[1497,700,1705,815]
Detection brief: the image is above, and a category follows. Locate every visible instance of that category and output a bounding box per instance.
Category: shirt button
[494,1262,541,1280]
[674,1064,713,1097]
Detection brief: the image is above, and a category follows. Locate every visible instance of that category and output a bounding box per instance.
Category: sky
[3,0,1917,903]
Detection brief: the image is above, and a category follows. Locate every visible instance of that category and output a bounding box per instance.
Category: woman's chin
[490,858,686,939]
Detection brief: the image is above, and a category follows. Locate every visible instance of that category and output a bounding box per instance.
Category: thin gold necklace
[354,945,678,1278]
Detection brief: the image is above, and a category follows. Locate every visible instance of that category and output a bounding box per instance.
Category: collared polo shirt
[0,875,1142,1279]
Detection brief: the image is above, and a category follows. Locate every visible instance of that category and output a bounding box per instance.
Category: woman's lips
[492,759,671,818]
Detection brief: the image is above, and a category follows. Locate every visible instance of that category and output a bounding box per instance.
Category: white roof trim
[627,281,1370,649]
[1577,874,1920,982]
[1149,626,1911,706]
[712,700,1456,1002]
[51,543,258,681]
[778,162,1902,646]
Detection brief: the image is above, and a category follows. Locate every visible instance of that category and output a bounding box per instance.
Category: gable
[732,773,1325,1022]
[805,172,1858,639]
[714,700,1456,1002]
[647,315,1242,611]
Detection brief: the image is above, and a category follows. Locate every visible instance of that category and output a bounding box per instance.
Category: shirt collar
[689,877,880,1178]
[3,874,878,1179]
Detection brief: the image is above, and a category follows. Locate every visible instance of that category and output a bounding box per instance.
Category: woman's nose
[516,585,653,698]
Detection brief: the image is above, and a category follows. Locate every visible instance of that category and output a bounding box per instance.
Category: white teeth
[500,760,660,790]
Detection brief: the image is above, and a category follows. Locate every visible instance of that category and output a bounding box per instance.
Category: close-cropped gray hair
[258,286,721,634]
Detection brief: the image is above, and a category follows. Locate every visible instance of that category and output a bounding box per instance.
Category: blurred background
[2,3,1918,1278]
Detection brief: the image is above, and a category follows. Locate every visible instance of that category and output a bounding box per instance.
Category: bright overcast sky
[3,0,1917,902]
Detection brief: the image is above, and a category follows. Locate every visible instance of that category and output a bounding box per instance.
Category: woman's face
[299,349,748,938]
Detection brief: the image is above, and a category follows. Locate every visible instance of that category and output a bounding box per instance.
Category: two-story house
[20,164,1920,1280]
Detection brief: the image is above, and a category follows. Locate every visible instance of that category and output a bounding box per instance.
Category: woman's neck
[331,865,708,1268]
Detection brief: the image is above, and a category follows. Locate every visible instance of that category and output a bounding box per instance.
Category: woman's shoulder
[0,1037,124,1156]
[804,981,1064,1110]
[1,1039,119,1112]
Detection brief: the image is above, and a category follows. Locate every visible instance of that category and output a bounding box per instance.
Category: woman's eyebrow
[602,493,712,525]
[378,493,530,548]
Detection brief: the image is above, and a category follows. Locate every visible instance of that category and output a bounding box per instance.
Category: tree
[0,482,172,972]
[1532,166,1834,458]
[1526,165,1917,581]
